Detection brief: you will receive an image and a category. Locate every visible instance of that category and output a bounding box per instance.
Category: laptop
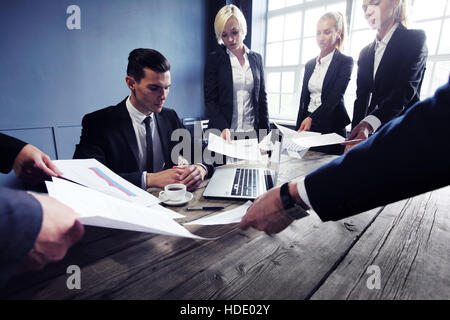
[203,132,282,200]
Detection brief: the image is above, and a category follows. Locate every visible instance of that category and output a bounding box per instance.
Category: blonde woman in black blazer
[204,4,269,142]
[296,12,353,155]
[346,0,427,150]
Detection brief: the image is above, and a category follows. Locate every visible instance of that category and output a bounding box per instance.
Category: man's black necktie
[143,116,154,173]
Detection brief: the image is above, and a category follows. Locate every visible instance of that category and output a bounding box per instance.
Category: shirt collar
[126,95,154,124]
[376,23,399,48]
[226,44,250,57]
[317,49,335,65]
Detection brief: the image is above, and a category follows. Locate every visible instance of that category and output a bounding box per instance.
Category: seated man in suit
[74,48,213,191]
[239,77,450,234]
[0,133,84,288]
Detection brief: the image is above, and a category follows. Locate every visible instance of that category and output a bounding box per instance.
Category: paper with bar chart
[53,159,160,208]
[46,178,213,240]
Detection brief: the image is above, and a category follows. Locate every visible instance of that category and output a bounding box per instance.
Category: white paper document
[53,159,160,207]
[274,123,320,158]
[46,178,212,240]
[184,201,252,226]
[207,133,262,161]
[293,133,347,148]
[258,132,273,150]
[274,122,321,141]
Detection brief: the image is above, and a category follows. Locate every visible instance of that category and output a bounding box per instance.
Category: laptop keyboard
[231,168,274,197]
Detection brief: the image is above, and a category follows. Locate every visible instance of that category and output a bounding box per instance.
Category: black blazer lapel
[248,51,261,120]
[220,46,234,93]
[302,60,315,105]
[154,112,171,168]
[116,99,140,167]
[322,51,339,97]
[365,41,376,90]
[304,60,315,86]
[374,25,404,87]
[248,52,260,93]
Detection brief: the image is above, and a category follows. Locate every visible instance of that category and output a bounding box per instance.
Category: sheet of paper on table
[53,159,160,207]
[293,133,347,148]
[184,201,252,225]
[46,178,215,240]
[274,122,321,141]
[274,123,320,158]
[207,133,262,161]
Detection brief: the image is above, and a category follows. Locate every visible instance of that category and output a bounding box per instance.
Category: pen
[186,206,225,211]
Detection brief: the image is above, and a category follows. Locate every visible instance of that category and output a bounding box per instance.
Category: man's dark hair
[127,48,170,82]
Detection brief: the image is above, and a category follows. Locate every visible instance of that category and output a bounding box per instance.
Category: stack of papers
[48,159,217,239]
[274,123,360,158]
[274,123,318,158]
[46,178,210,239]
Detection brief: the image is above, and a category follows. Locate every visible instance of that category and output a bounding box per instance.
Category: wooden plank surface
[157,210,382,300]
[311,186,450,300]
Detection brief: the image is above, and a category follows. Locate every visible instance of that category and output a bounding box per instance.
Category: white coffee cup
[159,183,186,202]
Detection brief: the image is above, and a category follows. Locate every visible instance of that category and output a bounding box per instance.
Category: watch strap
[280,182,309,220]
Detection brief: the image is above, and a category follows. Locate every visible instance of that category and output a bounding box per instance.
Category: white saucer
[159,191,193,206]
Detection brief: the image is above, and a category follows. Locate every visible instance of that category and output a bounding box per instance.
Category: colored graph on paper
[53,159,161,208]
[88,167,136,197]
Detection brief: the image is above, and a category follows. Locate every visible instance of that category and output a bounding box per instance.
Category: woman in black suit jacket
[296,12,353,155]
[204,4,269,141]
[346,0,427,150]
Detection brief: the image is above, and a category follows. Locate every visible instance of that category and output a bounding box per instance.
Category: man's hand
[13,144,62,185]
[146,168,185,188]
[16,194,85,274]
[176,164,207,191]
[343,121,373,152]
[221,128,232,144]
[298,117,312,132]
[238,186,295,235]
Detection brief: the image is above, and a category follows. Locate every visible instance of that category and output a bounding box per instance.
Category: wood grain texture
[311,186,450,300]
[3,151,448,300]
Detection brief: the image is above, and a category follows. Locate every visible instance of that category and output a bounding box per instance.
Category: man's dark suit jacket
[0,134,42,288]
[352,24,428,129]
[305,77,450,222]
[204,45,270,133]
[296,50,354,135]
[73,98,214,187]
[0,133,27,174]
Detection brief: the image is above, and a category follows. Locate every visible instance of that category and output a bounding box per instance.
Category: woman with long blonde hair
[296,11,354,155]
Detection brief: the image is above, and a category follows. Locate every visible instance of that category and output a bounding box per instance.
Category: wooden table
[2,152,450,300]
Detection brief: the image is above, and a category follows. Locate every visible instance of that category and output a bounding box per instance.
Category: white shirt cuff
[362,115,381,133]
[296,177,313,210]
[141,171,147,189]
[195,163,208,176]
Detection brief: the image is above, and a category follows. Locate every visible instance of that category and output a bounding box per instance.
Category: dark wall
[0,0,207,186]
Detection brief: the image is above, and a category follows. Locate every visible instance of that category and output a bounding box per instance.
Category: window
[263,0,450,125]
[410,0,450,98]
